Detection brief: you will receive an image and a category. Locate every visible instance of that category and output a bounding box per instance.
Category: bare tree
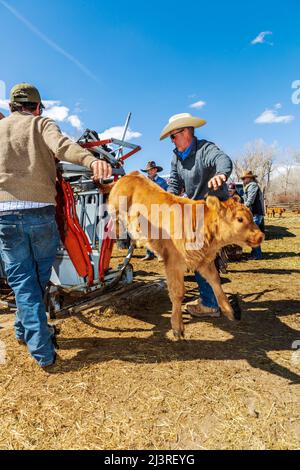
[232,139,277,200]
[283,164,293,196]
[292,149,300,166]
[267,147,300,203]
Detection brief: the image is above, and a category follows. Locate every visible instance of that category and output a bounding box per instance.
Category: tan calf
[107,172,264,339]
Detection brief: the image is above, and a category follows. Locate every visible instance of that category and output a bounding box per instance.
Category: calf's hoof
[172,329,185,340]
[221,309,235,322]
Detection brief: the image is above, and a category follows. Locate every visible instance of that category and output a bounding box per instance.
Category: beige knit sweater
[0,112,97,204]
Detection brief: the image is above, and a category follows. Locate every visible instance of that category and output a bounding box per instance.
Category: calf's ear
[206,196,221,211]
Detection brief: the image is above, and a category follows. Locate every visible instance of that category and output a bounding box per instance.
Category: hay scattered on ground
[0,214,299,449]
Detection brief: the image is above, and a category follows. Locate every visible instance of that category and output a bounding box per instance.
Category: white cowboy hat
[159,113,207,141]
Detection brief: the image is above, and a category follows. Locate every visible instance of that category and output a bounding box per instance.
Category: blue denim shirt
[168,139,232,201]
[152,175,169,191]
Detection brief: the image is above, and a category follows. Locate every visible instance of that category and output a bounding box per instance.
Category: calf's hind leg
[163,253,186,339]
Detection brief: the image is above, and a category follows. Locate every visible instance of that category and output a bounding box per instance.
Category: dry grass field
[0,213,299,450]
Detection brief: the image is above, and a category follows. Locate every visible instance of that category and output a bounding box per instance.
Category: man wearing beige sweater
[0,83,111,369]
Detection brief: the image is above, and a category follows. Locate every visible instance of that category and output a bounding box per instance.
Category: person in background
[241,171,265,260]
[160,113,233,318]
[228,182,243,203]
[140,161,168,261]
[0,83,111,370]
[0,112,5,120]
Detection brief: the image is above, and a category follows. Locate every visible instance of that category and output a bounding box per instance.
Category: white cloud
[67,114,83,131]
[43,101,83,131]
[99,126,142,141]
[0,99,9,110]
[0,97,84,132]
[251,31,273,46]
[44,105,69,121]
[255,105,294,124]
[271,164,300,180]
[189,100,206,109]
[43,100,61,109]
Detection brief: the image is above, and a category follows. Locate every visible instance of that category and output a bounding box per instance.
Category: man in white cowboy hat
[141,160,168,260]
[160,112,233,318]
[241,171,264,260]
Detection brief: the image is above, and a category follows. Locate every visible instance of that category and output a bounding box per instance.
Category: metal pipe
[116,112,132,159]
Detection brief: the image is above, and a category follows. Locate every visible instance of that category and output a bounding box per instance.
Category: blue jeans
[251,215,263,259]
[0,206,60,367]
[195,272,218,309]
[146,248,154,257]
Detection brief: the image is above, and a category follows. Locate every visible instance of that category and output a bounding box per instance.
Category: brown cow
[273,207,286,218]
[107,171,264,339]
[267,207,286,218]
[266,207,275,218]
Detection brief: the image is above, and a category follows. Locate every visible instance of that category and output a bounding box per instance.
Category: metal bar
[91,146,119,166]
[121,112,131,142]
[80,139,112,148]
[116,112,131,159]
[110,138,140,150]
[72,190,99,196]
[119,146,142,162]
[92,193,100,249]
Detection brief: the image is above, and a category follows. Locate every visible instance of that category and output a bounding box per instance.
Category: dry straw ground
[0,214,299,450]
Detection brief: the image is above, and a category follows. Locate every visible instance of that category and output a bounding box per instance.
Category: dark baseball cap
[10,83,44,107]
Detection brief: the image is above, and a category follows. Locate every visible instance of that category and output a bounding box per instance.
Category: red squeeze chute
[98,218,115,282]
[55,171,94,286]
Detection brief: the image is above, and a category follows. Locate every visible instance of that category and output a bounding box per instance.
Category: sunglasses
[170,128,185,140]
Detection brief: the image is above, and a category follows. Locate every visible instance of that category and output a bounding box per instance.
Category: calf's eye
[237,217,243,223]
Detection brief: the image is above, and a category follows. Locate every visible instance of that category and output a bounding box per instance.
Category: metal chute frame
[46,114,141,316]
[0,116,141,318]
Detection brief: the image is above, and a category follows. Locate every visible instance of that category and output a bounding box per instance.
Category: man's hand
[91,160,112,181]
[208,174,227,191]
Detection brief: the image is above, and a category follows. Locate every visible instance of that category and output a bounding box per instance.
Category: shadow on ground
[54,287,300,384]
[265,225,297,240]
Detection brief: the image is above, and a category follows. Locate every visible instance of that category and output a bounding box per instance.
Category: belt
[0,205,56,216]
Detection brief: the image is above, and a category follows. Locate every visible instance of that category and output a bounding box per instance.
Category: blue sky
[0,0,299,173]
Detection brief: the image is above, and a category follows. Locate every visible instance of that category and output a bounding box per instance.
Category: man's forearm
[168,178,182,195]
